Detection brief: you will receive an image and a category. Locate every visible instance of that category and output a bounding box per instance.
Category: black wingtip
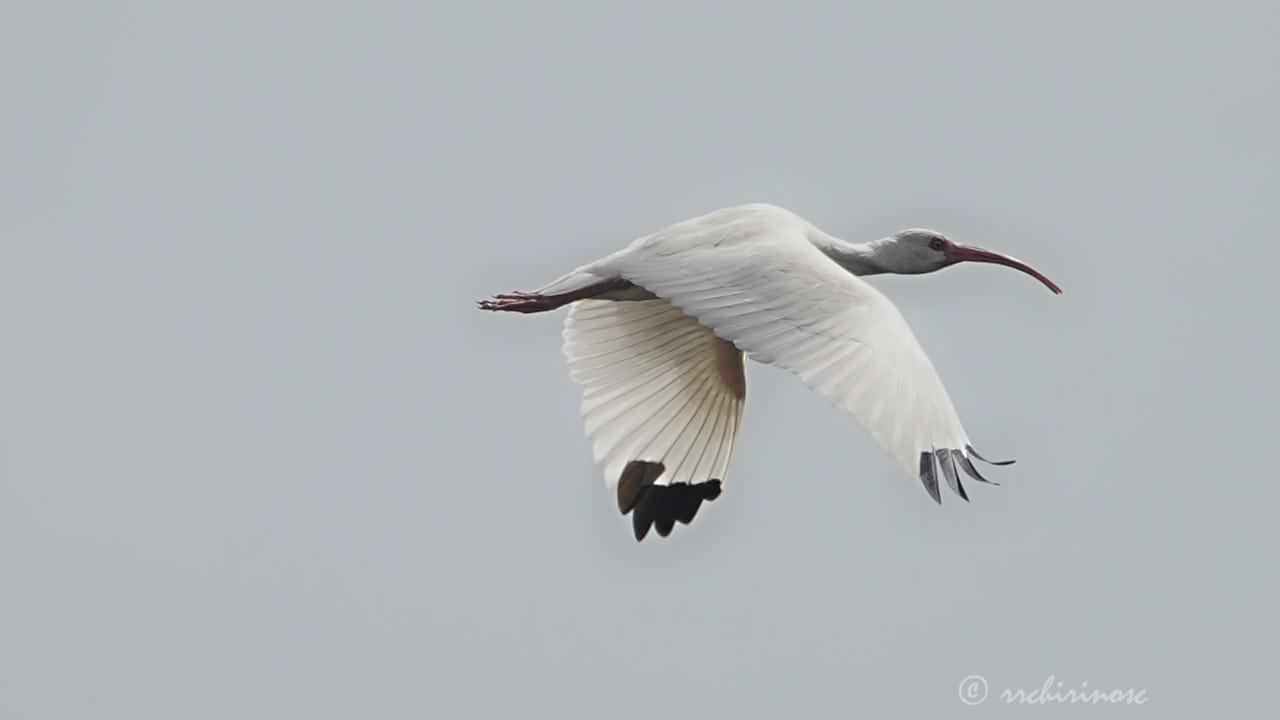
[966,444,1016,467]
[919,452,941,504]
[624,477,722,541]
[953,449,999,486]
[633,513,652,541]
[618,461,665,513]
[935,449,968,502]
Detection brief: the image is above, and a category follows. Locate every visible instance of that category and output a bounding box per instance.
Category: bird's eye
[928,236,946,251]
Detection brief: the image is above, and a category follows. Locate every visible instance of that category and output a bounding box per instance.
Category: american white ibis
[479,204,1061,540]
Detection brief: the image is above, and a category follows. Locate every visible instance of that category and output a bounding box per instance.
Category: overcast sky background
[4,2,1279,718]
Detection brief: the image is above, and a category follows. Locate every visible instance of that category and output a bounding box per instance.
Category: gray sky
[3,1,1278,718]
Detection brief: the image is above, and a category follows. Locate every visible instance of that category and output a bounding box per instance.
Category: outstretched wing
[563,297,746,539]
[615,219,998,502]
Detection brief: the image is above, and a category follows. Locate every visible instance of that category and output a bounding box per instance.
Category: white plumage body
[557,204,965,480]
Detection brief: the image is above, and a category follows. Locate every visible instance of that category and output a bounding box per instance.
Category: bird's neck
[808,231,889,276]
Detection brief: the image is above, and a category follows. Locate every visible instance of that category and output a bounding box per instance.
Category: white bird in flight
[480,204,1061,540]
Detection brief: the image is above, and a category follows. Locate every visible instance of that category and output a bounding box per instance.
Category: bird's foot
[477,291,553,313]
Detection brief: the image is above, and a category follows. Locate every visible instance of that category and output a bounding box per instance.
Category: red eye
[928,236,946,251]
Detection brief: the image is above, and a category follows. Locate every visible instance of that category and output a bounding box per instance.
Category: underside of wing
[563,298,746,539]
[614,220,1006,503]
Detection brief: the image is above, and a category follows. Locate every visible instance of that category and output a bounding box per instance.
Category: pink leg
[476,279,630,314]
[476,292,561,313]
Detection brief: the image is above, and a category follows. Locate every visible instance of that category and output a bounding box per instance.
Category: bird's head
[878,229,1062,294]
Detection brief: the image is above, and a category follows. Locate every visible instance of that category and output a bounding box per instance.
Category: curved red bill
[948,245,1062,294]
